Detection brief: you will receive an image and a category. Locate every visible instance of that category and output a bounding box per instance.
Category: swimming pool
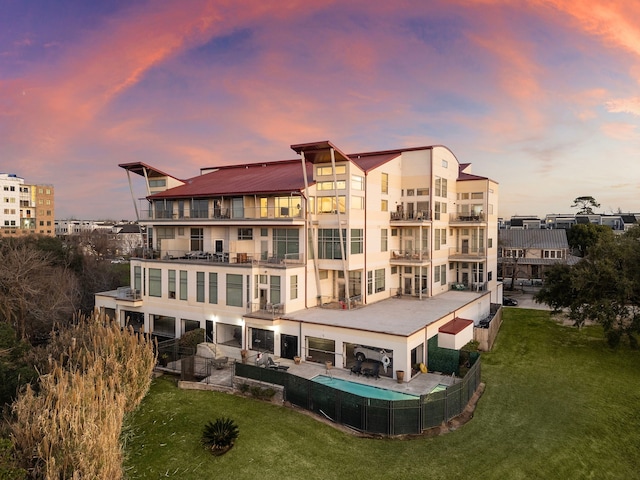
[312,375,419,401]
[429,383,448,393]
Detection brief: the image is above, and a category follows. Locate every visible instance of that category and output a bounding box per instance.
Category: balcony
[449,213,486,224]
[448,247,486,260]
[139,250,305,267]
[390,287,429,298]
[390,210,430,223]
[245,302,285,319]
[390,249,430,264]
[139,203,304,223]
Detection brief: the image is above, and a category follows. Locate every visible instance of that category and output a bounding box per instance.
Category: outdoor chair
[267,356,289,371]
[363,362,380,379]
[350,360,363,376]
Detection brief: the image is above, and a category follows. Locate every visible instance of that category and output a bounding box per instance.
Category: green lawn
[124,309,640,479]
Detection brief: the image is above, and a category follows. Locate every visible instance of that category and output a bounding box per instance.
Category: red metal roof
[439,317,474,335]
[149,159,314,199]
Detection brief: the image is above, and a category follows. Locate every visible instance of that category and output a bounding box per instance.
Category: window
[381,173,389,194]
[348,271,362,296]
[156,227,175,239]
[238,228,253,240]
[318,229,346,259]
[381,229,388,252]
[209,273,218,304]
[196,272,205,302]
[440,265,447,285]
[149,268,161,297]
[317,196,346,213]
[317,165,346,176]
[367,271,373,295]
[226,274,243,307]
[270,275,281,304]
[290,275,298,300]
[434,266,441,283]
[435,178,441,197]
[434,202,441,220]
[406,189,415,196]
[179,270,188,300]
[134,266,141,293]
[261,228,268,236]
[471,192,484,199]
[352,175,364,190]
[190,228,203,251]
[352,196,364,209]
[273,228,299,260]
[191,199,208,218]
[441,229,446,246]
[317,180,346,190]
[375,269,385,293]
[381,199,388,211]
[168,270,176,298]
[417,188,429,196]
[488,238,493,248]
[318,270,329,280]
[391,266,397,274]
[350,229,363,255]
[149,179,166,188]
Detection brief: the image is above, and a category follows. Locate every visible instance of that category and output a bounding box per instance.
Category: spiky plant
[201,417,239,455]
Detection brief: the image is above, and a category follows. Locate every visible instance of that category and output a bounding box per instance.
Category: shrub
[178,328,205,353]
[201,418,239,455]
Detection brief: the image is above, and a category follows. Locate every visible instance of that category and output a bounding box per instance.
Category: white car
[353,345,392,363]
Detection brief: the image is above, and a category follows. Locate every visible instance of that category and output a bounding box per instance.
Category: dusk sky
[2,0,639,220]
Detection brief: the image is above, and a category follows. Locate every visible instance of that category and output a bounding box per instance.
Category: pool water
[312,375,419,401]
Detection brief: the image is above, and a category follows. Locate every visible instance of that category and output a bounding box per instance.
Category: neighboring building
[0,173,54,237]
[507,216,543,230]
[544,213,577,230]
[56,220,144,256]
[498,229,578,284]
[96,140,500,382]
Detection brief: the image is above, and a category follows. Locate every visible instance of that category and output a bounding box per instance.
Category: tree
[535,225,640,347]
[566,223,614,257]
[571,196,600,215]
[0,239,80,342]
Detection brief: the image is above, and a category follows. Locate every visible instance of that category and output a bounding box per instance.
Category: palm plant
[201,417,239,455]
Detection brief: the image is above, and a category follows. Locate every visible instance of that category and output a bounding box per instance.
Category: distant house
[498,229,579,284]
[507,216,542,230]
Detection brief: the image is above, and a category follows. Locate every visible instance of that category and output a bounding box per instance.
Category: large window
[226,274,243,307]
[179,270,188,300]
[191,199,208,218]
[209,272,218,304]
[317,180,346,190]
[190,228,203,251]
[352,175,364,190]
[168,269,176,298]
[317,196,346,214]
[270,275,281,304]
[152,315,175,339]
[273,228,299,260]
[381,229,388,252]
[318,229,346,259]
[196,272,205,303]
[381,173,389,194]
[290,275,298,300]
[134,266,141,293]
[375,269,385,293]
[317,165,346,176]
[350,229,363,255]
[149,268,161,297]
[238,228,253,240]
[349,271,362,296]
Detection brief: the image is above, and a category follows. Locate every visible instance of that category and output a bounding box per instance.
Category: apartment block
[96,140,500,381]
[0,173,55,237]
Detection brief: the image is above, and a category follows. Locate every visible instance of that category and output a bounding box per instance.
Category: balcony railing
[144,250,304,266]
[246,302,284,318]
[448,247,486,257]
[115,287,142,300]
[391,287,429,298]
[450,282,487,292]
[449,213,486,222]
[390,249,430,261]
[390,210,430,221]
[140,204,304,222]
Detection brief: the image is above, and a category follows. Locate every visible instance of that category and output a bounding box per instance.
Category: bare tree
[0,241,79,341]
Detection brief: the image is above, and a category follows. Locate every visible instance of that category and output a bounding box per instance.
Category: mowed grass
[124,309,640,480]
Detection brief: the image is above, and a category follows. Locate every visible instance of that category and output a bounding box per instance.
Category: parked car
[502,297,518,306]
[353,345,392,363]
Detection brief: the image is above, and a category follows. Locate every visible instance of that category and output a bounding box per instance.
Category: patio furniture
[266,356,289,371]
[212,357,228,369]
[350,360,363,376]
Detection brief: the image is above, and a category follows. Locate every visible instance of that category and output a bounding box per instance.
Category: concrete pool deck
[200,356,459,397]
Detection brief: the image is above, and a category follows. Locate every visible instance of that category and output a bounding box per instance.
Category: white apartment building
[96,141,500,381]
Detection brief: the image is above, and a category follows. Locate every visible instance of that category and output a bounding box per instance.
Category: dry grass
[10,314,156,479]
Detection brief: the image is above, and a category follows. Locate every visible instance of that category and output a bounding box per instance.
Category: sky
[1,0,639,221]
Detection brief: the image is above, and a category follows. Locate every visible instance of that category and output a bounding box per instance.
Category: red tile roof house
[96,140,501,383]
